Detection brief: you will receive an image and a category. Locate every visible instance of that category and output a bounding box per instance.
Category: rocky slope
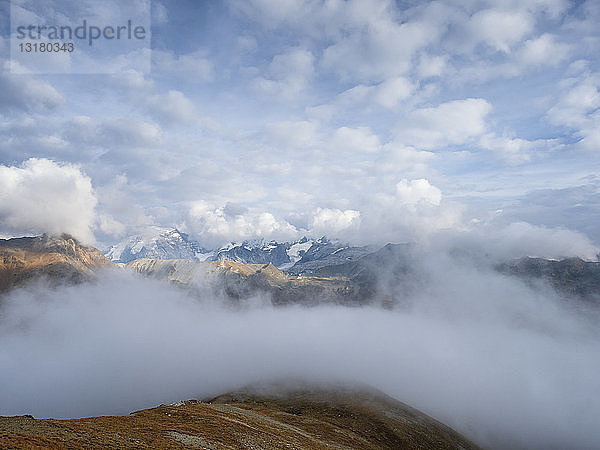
[0,383,480,449]
[0,234,112,292]
[125,258,359,306]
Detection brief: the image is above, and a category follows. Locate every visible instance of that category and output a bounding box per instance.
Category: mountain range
[105,228,370,271]
[3,233,600,307]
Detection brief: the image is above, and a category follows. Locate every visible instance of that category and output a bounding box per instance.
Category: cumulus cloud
[252,47,315,99]
[186,201,298,247]
[0,62,64,113]
[547,71,600,150]
[465,9,535,53]
[309,207,361,235]
[518,33,570,67]
[396,98,492,150]
[395,179,441,206]
[0,159,97,243]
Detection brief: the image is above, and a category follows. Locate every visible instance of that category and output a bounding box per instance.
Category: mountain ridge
[0,382,480,449]
[104,227,367,270]
[0,234,111,292]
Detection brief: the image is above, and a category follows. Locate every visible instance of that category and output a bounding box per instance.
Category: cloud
[396,98,492,150]
[440,221,599,262]
[310,207,361,235]
[547,71,600,150]
[0,159,97,243]
[186,201,298,247]
[477,133,557,164]
[395,179,441,206]
[0,62,65,113]
[465,9,535,53]
[329,127,381,154]
[145,90,200,125]
[252,47,315,99]
[518,33,570,67]
[100,118,162,147]
[320,13,437,82]
[152,50,214,82]
[314,77,416,116]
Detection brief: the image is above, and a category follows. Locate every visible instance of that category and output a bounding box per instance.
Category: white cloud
[329,127,381,154]
[465,9,535,53]
[396,98,492,150]
[152,50,214,82]
[518,33,570,67]
[310,207,361,235]
[547,72,600,150]
[0,62,64,113]
[100,118,162,147]
[396,179,442,206]
[321,16,437,82]
[478,133,550,164]
[252,47,315,99]
[444,221,599,261]
[145,90,199,125]
[264,120,320,150]
[0,159,97,243]
[98,214,127,238]
[417,54,448,78]
[187,201,298,247]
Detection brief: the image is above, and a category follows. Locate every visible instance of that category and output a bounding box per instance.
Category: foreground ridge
[0,384,480,449]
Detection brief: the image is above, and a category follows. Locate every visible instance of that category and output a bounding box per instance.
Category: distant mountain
[105,229,365,270]
[125,258,358,306]
[0,234,112,292]
[4,233,600,308]
[498,256,600,303]
[105,227,213,263]
[213,236,356,270]
[213,238,299,268]
[286,237,373,275]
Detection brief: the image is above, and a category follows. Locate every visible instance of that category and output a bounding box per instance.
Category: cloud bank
[1,258,599,449]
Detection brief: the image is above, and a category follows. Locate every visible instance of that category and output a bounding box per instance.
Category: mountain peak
[105,227,212,263]
[0,234,111,292]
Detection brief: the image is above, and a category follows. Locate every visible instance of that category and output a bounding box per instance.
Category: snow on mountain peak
[105,231,353,270]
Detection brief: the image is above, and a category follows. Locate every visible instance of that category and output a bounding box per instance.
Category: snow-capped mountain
[105,227,213,263]
[286,237,372,274]
[105,228,366,269]
[212,236,316,268]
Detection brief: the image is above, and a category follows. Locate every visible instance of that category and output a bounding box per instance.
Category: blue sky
[0,0,599,257]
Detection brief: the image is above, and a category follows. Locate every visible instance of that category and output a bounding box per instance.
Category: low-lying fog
[1,253,599,450]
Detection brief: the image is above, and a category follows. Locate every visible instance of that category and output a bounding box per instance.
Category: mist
[1,256,599,450]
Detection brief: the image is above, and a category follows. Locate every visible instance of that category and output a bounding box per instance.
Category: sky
[0,0,599,254]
